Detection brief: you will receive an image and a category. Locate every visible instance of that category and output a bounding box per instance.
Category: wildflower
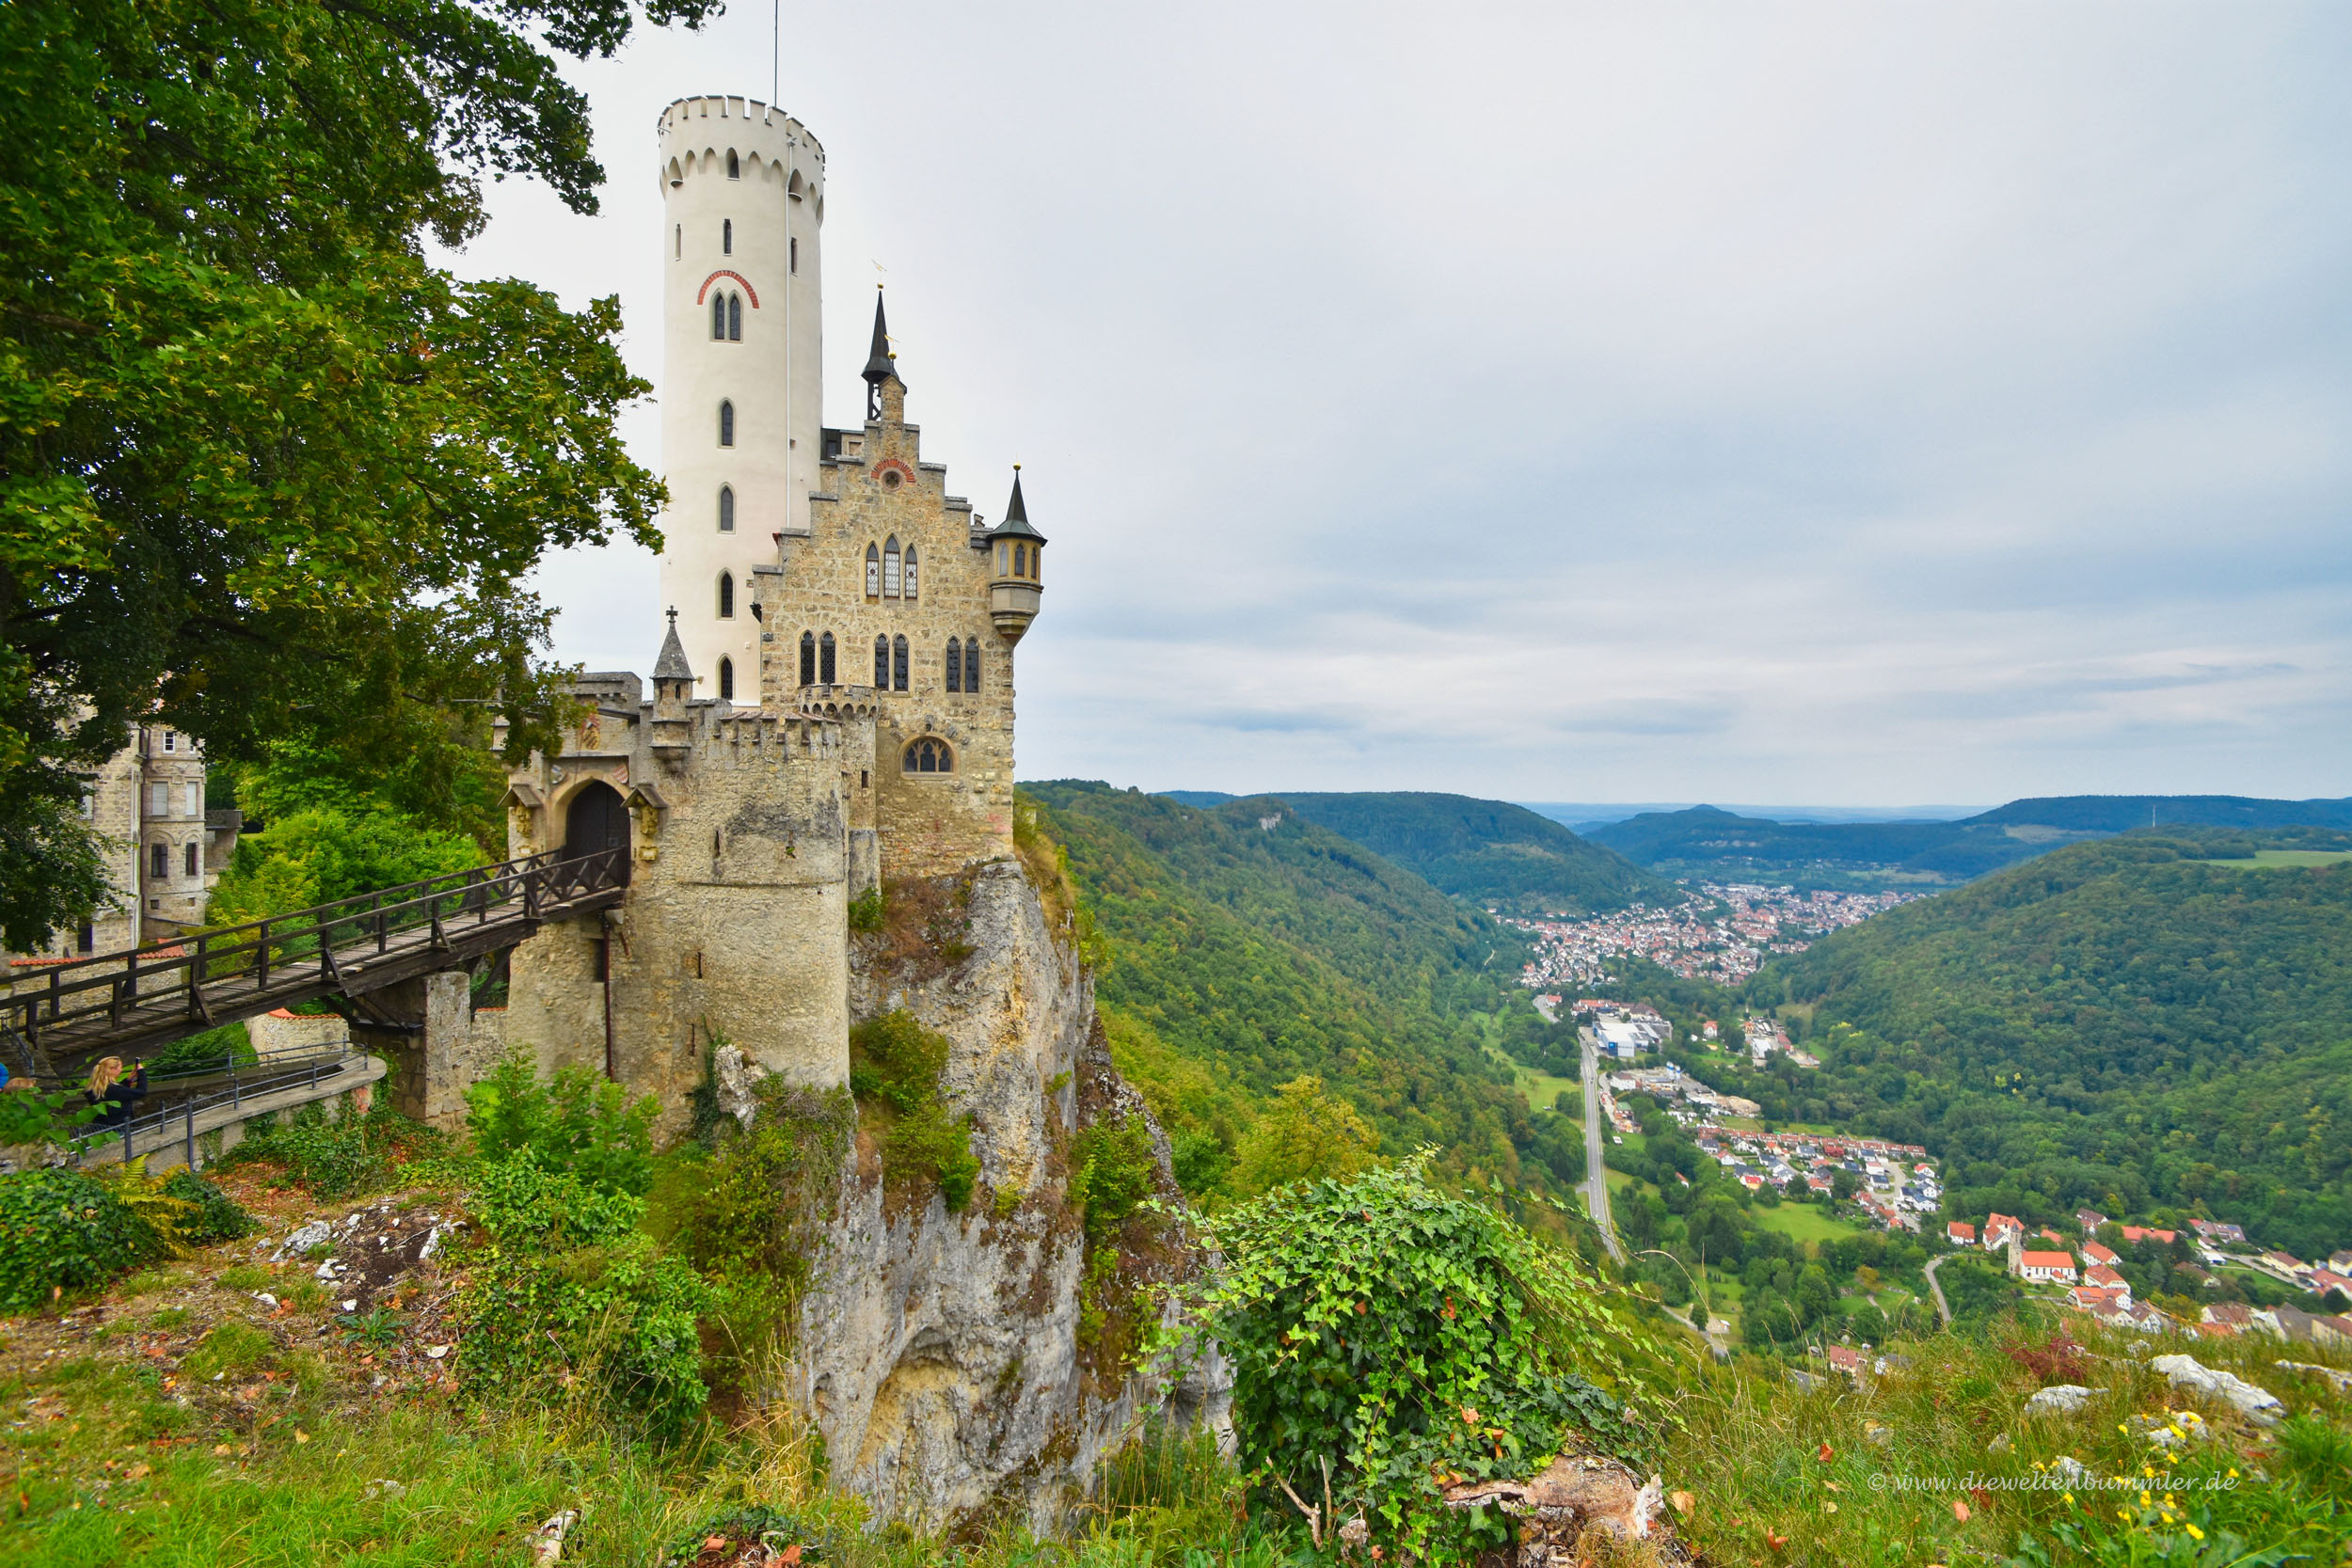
[2185,1525,2204,1541]
[2061,1493,2075,1505]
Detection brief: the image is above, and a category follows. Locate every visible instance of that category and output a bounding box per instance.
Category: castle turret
[862,287,899,420]
[983,467,1046,645]
[655,95,827,708]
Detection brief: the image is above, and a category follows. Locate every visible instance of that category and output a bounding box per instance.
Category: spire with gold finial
[861,285,899,420]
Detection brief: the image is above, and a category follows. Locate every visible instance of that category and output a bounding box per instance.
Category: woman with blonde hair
[83,1055,148,1128]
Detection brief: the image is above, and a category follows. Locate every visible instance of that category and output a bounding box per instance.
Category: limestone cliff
[785,858,1227,1531]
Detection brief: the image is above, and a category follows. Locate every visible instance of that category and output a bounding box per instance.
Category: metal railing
[70,1039,379,1167]
[2,846,625,1057]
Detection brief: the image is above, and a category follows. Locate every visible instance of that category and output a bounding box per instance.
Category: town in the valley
[1508,882,1917,990]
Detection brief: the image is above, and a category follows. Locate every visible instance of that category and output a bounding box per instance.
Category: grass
[1660,1318,2352,1568]
[1512,1063,1581,1110]
[2203,849,2352,868]
[1752,1202,1869,1248]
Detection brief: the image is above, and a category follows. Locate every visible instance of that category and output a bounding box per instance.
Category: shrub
[850,1011,977,1212]
[1180,1156,1667,1560]
[149,1022,258,1078]
[847,885,884,932]
[0,1168,172,1312]
[227,1101,386,1199]
[465,1047,659,1196]
[162,1168,256,1243]
[456,1153,714,1443]
[1073,1113,1157,1240]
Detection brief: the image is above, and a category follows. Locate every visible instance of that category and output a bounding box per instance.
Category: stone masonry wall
[756,375,1016,881]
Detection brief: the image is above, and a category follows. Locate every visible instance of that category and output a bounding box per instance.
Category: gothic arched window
[718,400,734,447]
[903,546,919,600]
[819,631,836,684]
[892,634,909,691]
[718,571,735,619]
[946,637,961,693]
[865,544,881,598]
[711,294,726,340]
[723,218,733,254]
[727,293,742,341]
[872,636,889,689]
[718,657,734,700]
[964,640,979,694]
[718,485,735,532]
[882,536,901,597]
[903,736,953,774]
[800,631,816,687]
[726,150,739,180]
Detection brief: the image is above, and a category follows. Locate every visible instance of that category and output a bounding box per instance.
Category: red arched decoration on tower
[695,270,760,308]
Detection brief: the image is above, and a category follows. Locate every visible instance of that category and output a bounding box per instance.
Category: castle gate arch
[564,780,631,887]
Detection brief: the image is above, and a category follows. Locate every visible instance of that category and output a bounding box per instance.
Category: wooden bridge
[3,847,627,1080]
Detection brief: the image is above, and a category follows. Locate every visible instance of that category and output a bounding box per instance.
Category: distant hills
[1740,827,2352,1257]
[1585,794,2352,890]
[1263,792,1673,917]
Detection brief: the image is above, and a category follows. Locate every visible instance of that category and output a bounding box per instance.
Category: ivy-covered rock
[1180,1157,1668,1560]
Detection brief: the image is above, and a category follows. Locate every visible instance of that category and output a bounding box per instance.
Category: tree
[0,0,720,947]
[1227,1074,1379,1196]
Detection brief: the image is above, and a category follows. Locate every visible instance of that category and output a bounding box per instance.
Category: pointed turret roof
[860,287,898,388]
[653,607,694,681]
[984,467,1047,544]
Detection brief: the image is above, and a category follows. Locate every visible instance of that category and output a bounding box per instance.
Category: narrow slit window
[723,218,733,255]
[719,400,734,446]
[865,543,881,597]
[819,631,836,684]
[873,635,889,689]
[790,236,799,274]
[892,635,909,691]
[718,657,734,700]
[675,224,681,259]
[718,571,735,619]
[184,842,199,878]
[964,641,979,693]
[800,631,816,686]
[946,638,961,693]
[726,150,739,179]
[882,536,901,597]
[718,485,735,532]
[903,546,918,600]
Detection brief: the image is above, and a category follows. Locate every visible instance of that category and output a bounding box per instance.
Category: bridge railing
[65,1039,381,1167]
[4,847,625,1054]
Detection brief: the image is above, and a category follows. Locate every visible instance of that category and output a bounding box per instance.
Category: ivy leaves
[1172,1155,1670,1560]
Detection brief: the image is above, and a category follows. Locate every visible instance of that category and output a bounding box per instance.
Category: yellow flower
[2139,1492,2153,1508]
[2227,1467,2239,1479]
[2186,1525,2204,1541]
[2062,1493,2075,1505]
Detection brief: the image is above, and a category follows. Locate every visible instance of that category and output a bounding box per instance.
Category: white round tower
[655,95,825,707]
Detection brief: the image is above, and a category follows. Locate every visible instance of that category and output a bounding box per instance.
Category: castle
[497,95,1048,1112]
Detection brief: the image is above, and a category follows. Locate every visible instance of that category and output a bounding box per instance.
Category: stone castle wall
[504,705,853,1122]
[757,376,1016,881]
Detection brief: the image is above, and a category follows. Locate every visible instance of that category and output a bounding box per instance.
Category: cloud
[477,1,2352,805]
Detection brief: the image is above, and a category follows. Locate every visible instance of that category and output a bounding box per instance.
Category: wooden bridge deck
[5,848,624,1075]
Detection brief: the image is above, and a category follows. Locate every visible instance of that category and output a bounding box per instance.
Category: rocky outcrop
[788,859,1228,1532]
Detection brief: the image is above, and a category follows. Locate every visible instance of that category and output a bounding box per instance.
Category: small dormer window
[726,150,739,180]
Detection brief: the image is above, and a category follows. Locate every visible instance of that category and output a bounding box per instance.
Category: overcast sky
[458,2,2352,809]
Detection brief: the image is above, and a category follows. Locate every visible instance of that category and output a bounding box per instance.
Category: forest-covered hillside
[1744,831,2352,1255]
[1021,783,1557,1184]
[1589,795,2352,890]
[1267,791,1675,916]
